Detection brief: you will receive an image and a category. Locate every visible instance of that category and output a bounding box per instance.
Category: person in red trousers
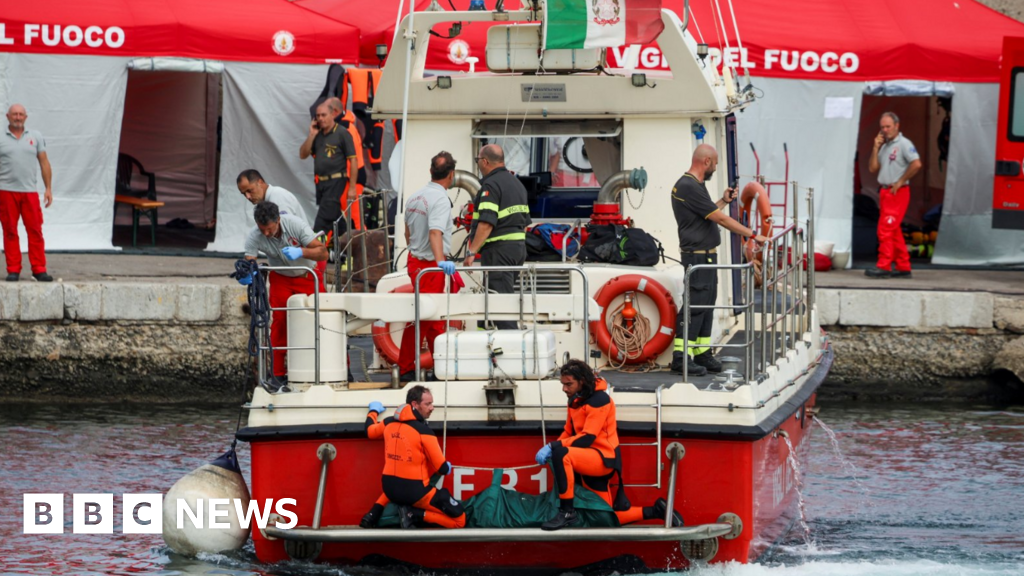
[397,151,464,381]
[0,104,53,282]
[242,201,327,382]
[866,112,922,279]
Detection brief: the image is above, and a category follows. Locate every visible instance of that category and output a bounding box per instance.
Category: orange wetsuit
[379,404,465,528]
[551,378,645,525]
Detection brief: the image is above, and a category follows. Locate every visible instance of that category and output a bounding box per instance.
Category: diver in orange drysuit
[366,385,466,529]
[359,400,392,528]
[536,359,685,530]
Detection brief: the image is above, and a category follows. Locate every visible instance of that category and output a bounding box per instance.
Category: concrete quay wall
[0,283,251,402]
[817,288,1024,401]
[0,282,1021,402]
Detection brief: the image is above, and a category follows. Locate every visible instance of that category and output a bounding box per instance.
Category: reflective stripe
[484,232,526,244]
[497,204,530,219]
[477,201,500,213]
[472,212,479,220]
[673,338,686,352]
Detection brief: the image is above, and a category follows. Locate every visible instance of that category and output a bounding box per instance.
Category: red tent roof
[665,0,1024,82]
[296,0,523,70]
[300,0,1024,81]
[0,0,361,64]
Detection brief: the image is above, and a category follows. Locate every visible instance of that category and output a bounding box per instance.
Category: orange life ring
[371,284,463,369]
[590,275,676,365]
[740,181,774,269]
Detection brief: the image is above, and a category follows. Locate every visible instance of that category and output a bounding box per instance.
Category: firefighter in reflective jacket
[369,385,466,529]
[462,144,531,330]
[536,360,684,530]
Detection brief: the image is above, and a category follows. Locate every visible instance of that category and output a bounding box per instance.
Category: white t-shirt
[244,214,317,277]
[404,181,452,262]
[263,185,308,224]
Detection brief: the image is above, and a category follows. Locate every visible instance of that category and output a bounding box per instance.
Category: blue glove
[237,271,255,286]
[368,401,385,415]
[281,246,303,261]
[535,443,553,466]
[444,461,454,475]
[438,261,456,276]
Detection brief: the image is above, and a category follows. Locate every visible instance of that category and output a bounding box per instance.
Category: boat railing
[758,183,816,376]
[256,264,322,387]
[681,182,816,383]
[681,262,756,383]
[412,263,592,379]
[331,188,393,294]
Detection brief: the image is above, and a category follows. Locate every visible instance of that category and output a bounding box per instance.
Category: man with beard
[670,144,767,377]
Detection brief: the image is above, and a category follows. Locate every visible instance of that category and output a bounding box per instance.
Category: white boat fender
[162,447,252,557]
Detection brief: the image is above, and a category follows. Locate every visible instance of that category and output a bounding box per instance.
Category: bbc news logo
[23,494,298,534]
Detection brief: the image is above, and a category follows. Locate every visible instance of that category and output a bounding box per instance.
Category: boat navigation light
[697,43,709,62]
[376,44,388,65]
[431,76,453,90]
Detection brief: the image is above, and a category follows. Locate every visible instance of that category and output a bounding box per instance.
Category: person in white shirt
[397,151,463,381]
[236,169,308,224]
[240,201,327,380]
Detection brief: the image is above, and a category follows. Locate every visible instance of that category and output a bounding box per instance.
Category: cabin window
[1011,69,1024,141]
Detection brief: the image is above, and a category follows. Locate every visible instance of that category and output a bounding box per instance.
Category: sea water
[1,402,1022,575]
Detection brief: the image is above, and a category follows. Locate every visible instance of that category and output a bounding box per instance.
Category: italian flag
[543,0,664,50]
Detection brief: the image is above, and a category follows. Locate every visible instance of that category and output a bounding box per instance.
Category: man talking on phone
[866,112,921,278]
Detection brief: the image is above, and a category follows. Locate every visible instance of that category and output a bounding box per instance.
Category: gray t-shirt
[876,133,920,186]
[0,128,45,193]
[405,181,452,262]
[244,214,317,277]
[263,185,307,224]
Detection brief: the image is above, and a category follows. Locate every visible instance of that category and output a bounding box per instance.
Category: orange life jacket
[347,68,383,113]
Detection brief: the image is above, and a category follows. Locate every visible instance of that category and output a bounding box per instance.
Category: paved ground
[815,268,1024,295]
[13,252,1024,295]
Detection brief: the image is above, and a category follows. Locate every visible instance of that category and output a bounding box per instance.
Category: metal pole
[746,265,753,382]
[360,226,370,295]
[664,442,685,528]
[682,265,690,382]
[792,181,802,337]
[314,269,321,386]
[655,386,663,489]
[779,232,788,358]
[258,308,268,385]
[415,270,423,380]
[759,251,768,375]
[770,239,779,366]
[484,272,490,330]
[333,219,341,294]
[806,188,816,332]
[345,210,354,293]
[312,443,336,529]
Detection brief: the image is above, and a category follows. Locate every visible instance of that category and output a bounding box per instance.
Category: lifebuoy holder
[590,274,676,364]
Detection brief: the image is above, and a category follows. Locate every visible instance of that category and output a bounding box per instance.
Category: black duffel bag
[578,224,662,266]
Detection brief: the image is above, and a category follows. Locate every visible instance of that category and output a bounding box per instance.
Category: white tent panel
[0,53,128,251]
[206,62,328,253]
[933,82,1024,266]
[735,77,864,257]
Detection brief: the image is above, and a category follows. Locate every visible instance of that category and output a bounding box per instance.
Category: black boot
[541,507,579,531]
[693,350,722,373]
[652,497,685,527]
[399,506,423,529]
[359,503,384,528]
[670,353,707,377]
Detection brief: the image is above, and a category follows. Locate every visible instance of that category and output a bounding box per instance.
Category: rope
[607,300,652,370]
[231,259,276,374]
[531,268,546,447]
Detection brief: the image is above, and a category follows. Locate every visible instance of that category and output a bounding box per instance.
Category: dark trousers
[674,252,718,357]
[480,240,526,330]
[313,179,348,236]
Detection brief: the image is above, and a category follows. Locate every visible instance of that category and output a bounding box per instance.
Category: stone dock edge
[0,283,1021,403]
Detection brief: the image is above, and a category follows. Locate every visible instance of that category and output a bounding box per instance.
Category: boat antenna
[396,0,417,209]
[724,0,752,90]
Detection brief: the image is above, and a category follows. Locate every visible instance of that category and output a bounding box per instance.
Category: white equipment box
[433,329,558,380]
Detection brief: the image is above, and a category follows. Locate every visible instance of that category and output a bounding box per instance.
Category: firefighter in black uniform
[671,144,768,376]
[299,101,358,235]
[462,144,531,330]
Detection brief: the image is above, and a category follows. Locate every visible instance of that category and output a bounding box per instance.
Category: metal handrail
[681,262,755,383]
[257,264,321,386]
[332,188,393,294]
[619,385,664,488]
[413,264,591,380]
[562,218,583,262]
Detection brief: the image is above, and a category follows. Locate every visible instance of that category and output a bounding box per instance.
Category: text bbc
[23,494,298,534]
